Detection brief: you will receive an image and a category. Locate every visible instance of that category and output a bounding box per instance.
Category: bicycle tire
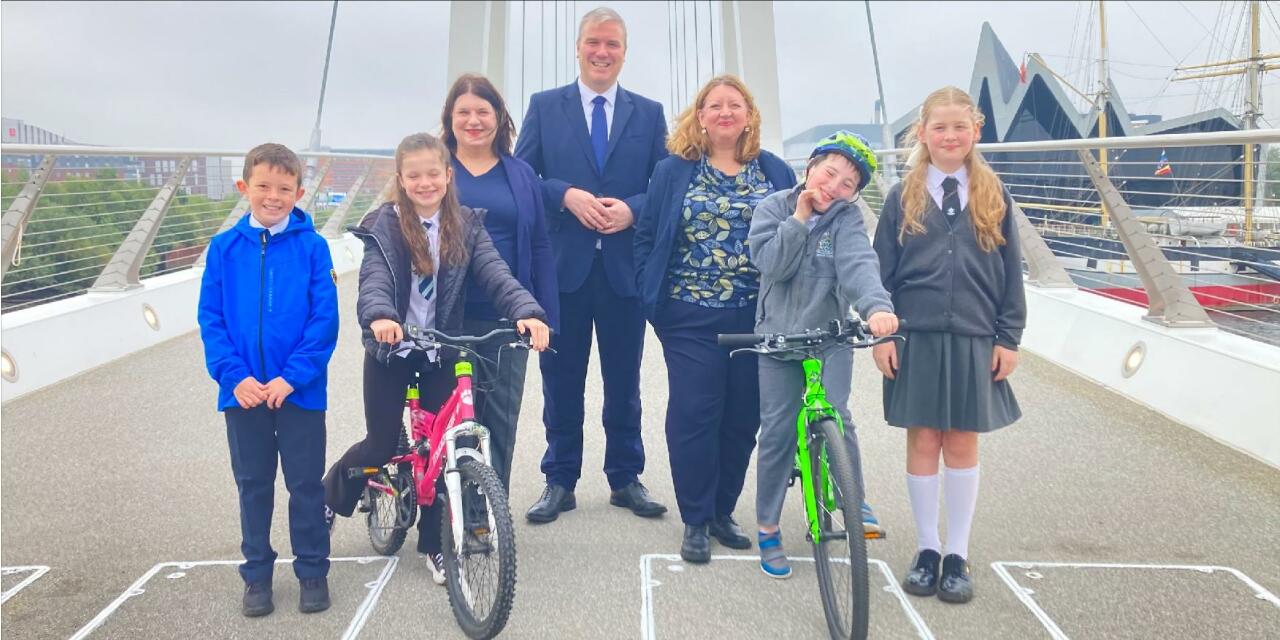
[809,418,870,640]
[441,458,517,640]
[366,464,413,556]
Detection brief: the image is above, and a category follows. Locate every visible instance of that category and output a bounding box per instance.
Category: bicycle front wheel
[441,458,517,640]
[809,418,870,640]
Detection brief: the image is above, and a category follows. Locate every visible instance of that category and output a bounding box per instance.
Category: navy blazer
[633,150,798,320]
[461,154,562,332]
[514,81,669,297]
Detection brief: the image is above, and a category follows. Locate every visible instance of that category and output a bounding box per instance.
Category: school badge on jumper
[947,207,956,216]
[816,232,834,258]
[330,268,338,284]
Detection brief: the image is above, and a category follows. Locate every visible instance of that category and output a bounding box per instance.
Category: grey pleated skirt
[882,331,1021,432]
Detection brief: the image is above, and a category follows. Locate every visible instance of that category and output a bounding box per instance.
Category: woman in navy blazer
[443,73,559,490]
[633,75,797,563]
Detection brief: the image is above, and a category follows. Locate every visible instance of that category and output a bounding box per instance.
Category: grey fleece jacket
[748,184,893,345]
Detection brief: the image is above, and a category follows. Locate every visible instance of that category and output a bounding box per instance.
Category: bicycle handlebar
[717,319,897,354]
[404,324,525,348]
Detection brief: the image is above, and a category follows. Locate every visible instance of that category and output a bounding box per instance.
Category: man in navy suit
[515,6,669,523]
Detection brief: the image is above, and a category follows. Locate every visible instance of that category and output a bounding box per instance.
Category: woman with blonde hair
[634,74,796,563]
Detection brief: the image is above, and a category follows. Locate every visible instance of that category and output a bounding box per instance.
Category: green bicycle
[719,319,898,640]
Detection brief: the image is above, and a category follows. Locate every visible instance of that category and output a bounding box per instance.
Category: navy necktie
[942,176,961,217]
[590,95,608,171]
[417,220,434,302]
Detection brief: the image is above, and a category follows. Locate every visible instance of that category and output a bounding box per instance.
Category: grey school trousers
[756,348,865,527]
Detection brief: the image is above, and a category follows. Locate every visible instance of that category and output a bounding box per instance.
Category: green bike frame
[795,357,844,545]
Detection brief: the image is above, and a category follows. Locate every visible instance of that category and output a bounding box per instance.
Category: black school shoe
[708,515,752,550]
[680,525,711,563]
[609,482,668,518]
[242,581,274,617]
[299,577,331,613]
[902,549,942,597]
[938,554,974,604]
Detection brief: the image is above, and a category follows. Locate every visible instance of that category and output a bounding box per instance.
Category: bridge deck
[3,273,1277,639]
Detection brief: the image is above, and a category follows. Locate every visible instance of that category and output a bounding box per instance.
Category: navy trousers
[653,299,760,525]
[539,252,646,491]
[225,403,329,584]
[463,317,531,491]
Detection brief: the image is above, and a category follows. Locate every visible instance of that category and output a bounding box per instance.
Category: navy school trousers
[225,402,329,584]
[539,252,646,491]
[652,299,760,525]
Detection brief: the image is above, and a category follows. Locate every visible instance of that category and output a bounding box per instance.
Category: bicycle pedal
[786,467,802,488]
[357,505,371,513]
[864,529,886,540]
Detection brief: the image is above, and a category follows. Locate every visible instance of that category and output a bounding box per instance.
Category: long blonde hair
[898,86,1007,252]
[666,74,762,163]
[392,133,466,276]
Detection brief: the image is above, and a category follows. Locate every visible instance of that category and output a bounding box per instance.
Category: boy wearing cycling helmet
[746,131,898,579]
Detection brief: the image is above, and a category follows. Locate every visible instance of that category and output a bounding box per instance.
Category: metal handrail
[0,144,391,160]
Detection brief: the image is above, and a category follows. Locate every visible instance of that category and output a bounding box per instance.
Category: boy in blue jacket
[198,143,339,617]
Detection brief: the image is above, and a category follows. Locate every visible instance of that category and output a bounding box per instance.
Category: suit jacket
[514,81,669,297]
[633,150,798,320]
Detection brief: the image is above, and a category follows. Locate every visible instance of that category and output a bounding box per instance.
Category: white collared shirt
[398,205,441,361]
[927,164,969,212]
[578,78,618,136]
[247,212,289,235]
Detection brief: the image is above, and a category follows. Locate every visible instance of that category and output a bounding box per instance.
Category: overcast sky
[3,1,1278,151]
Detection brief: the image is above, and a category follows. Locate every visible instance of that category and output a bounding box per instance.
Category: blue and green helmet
[808,130,878,192]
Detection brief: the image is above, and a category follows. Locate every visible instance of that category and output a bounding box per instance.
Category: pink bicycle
[348,324,526,639]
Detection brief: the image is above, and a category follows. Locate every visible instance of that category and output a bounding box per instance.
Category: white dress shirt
[578,78,618,136]
[399,205,440,361]
[247,213,289,235]
[927,164,969,212]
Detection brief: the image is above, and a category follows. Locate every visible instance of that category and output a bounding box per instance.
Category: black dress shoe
[526,484,575,523]
[609,482,668,518]
[708,515,751,550]
[902,549,942,597]
[938,554,974,603]
[680,524,711,563]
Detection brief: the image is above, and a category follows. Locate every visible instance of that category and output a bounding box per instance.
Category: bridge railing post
[1076,149,1214,327]
[1,154,57,282]
[90,157,193,292]
[321,160,376,238]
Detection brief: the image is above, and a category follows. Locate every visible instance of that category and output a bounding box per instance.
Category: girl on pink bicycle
[322,132,550,582]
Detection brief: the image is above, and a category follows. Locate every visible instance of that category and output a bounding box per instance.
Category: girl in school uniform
[322,133,550,584]
[872,86,1026,604]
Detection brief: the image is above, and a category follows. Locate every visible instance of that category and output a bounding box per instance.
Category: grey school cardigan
[749,185,893,339]
[872,181,1026,350]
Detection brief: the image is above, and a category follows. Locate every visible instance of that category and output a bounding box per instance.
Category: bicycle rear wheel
[441,458,517,640]
[366,463,415,555]
[809,418,870,640]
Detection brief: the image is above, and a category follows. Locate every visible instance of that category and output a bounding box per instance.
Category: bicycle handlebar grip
[717,333,763,347]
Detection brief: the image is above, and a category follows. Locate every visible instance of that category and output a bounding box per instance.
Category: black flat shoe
[709,515,751,550]
[938,554,974,603]
[902,549,941,597]
[609,482,667,518]
[680,524,711,563]
[526,484,575,523]
[242,581,274,617]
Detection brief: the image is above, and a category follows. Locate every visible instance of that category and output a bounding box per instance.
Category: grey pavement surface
[3,272,1278,639]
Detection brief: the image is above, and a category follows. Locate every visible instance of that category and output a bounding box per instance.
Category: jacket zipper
[258,230,268,379]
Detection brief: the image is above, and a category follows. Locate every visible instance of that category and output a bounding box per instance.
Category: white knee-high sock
[943,465,981,559]
[906,472,941,552]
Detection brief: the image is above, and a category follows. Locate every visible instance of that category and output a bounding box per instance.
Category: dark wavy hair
[441,73,516,156]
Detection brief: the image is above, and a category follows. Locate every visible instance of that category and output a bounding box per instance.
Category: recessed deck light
[2,349,17,382]
[142,303,161,331]
[1121,342,1146,378]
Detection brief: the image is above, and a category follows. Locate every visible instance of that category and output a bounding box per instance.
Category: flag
[1019,61,1027,84]
[1154,149,1172,177]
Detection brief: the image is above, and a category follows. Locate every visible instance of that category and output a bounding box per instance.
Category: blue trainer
[861,501,884,537]
[758,530,792,579]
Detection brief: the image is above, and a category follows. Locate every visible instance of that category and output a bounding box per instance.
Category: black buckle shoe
[902,549,942,597]
[526,484,575,523]
[680,524,711,563]
[609,482,668,518]
[242,581,274,617]
[299,577,331,613]
[709,515,752,550]
[938,554,974,604]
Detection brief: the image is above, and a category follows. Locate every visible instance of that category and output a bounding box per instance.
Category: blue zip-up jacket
[198,208,339,411]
